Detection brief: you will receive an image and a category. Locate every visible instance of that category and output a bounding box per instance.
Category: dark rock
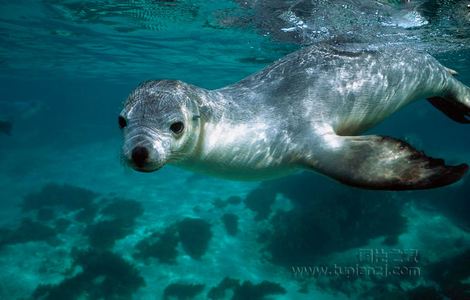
[33,249,145,300]
[0,218,57,247]
[85,199,143,250]
[208,277,240,300]
[36,208,56,222]
[407,286,442,300]
[54,218,71,233]
[85,219,133,250]
[22,183,97,212]
[226,196,242,205]
[221,213,238,236]
[74,205,98,224]
[427,249,470,300]
[177,218,212,259]
[208,277,286,300]
[100,198,144,224]
[212,198,228,209]
[163,283,205,300]
[134,226,180,264]
[256,172,406,266]
[414,177,470,231]
[382,235,398,246]
[244,187,277,221]
[232,281,286,300]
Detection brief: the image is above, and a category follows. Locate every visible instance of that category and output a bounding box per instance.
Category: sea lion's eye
[118,116,127,129]
[170,121,184,135]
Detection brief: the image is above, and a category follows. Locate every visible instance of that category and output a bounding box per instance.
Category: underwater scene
[0,0,469,299]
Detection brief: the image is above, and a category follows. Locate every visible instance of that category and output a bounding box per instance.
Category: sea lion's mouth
[130,164,162,173]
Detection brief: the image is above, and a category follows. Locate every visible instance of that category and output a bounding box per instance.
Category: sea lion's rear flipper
[428,96,470,124]
[427,75,470,124]
[302,134,468,190]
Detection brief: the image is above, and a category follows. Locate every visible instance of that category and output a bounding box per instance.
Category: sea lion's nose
[131,146,149,167]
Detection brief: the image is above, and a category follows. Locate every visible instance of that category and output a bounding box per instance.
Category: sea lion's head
[119,80,202,172]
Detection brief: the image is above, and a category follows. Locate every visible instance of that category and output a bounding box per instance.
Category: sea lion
[119,45,469,190]
[0,120,12,136]
[0,100,46,137]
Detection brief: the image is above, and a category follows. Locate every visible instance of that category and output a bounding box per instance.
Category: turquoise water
[0,1,469,299]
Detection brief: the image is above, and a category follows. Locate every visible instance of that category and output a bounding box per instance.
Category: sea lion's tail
[427,74,470,124]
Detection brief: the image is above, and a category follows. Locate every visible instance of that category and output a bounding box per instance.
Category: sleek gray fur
[120,45,469,190]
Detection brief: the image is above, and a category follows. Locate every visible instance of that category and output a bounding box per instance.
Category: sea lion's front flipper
[302,134,468,190]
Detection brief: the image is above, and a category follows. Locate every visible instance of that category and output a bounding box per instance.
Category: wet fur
[121,45,470,189]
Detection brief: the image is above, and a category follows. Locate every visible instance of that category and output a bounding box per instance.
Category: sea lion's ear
[192,115,200,121]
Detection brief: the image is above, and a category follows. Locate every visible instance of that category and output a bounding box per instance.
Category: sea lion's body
[120,45,469,190]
